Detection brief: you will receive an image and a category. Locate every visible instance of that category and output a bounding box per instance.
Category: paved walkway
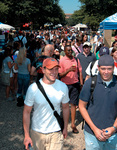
[0,75,85,150]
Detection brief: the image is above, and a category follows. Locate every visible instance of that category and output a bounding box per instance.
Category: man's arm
[62,103,70,139]
[79,71,83,86]
[23,104,33,149]
[30,66,37,83]
[30,66,37,76]
[77,59,83,85]
[79,99,106,141]
[113,118,117,132]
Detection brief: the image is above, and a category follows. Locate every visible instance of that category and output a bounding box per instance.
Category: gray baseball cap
[98,55,114,66]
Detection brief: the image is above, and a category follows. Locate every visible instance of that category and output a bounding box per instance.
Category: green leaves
[0,0,65,28]
[67,0,117,30]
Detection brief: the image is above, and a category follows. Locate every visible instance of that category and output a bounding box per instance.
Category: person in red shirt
[59,45,83,133]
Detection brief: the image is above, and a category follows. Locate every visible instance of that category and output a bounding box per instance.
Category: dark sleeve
[79,78,91,102]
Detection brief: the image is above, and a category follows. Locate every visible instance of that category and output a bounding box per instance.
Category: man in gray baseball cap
[79,54,117,150]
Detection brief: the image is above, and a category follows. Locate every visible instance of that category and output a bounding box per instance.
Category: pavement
[0,74,85,150]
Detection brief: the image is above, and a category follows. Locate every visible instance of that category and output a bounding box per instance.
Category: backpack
[82,75,97,129]
[18,36,24,47]
[90,75,97,103]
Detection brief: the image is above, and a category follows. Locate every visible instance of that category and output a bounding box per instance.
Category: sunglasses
[67,49,73,52]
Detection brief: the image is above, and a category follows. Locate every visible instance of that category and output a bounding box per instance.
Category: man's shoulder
[59,56,67,62]
[77,53,82,59]
[56,79,66,85]
[27,82,38,93]
[56,79,68,88]
[90,52,96,57]
[84,77,92,86]
[26,57,30,61]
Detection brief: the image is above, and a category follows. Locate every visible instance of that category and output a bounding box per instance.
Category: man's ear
[41,67,45,74]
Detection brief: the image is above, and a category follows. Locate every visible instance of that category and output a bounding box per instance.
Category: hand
[62,128,68,139]
[24,136,33,150]
[69,66,76,72]
[93,128,106,141]
[102,127,115,139]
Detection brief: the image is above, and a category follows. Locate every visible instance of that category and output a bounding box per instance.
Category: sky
[59,0,81,14]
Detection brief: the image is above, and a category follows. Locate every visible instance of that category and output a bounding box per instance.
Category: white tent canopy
[73,23,88,30]
[0,22,15,31]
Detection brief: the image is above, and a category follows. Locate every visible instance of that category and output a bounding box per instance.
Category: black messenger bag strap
[36,81,64,132]
[36,81,55,110]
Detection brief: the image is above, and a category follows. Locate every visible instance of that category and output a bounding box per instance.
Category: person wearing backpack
[15,31,27,47]
[79,55,117,150]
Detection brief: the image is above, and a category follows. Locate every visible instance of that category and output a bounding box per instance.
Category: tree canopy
[0,0,65,29]
[67,0,117,30]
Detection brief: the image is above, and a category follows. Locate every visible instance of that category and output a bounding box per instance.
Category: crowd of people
[0,27,117,150]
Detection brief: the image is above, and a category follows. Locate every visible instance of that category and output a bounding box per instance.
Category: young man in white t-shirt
[23,58,70,150]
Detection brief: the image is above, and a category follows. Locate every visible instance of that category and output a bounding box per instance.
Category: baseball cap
[36,35,43,39]
[98,55,114,66]
[99,47,109,56]
[83,42,91,47]
[42,58,60,69]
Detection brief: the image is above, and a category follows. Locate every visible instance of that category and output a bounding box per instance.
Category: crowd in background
[1,26,117,149]
[1,27,117,101]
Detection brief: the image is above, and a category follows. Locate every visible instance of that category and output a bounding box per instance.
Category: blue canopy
[100,13,117,30]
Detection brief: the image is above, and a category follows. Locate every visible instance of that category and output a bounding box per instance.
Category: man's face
[83,46,90,55]
[98,66,114,81]
[65,46,73,58]
[42,66,59,84]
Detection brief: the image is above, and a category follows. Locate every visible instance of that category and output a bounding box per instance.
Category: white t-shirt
[85,60,99,76]
[24,79,69,134]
